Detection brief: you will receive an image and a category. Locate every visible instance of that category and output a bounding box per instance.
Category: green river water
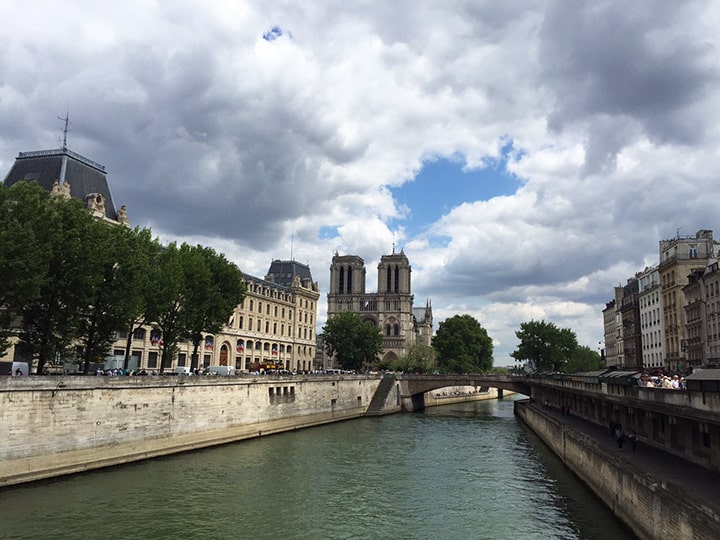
[0,397,636,539]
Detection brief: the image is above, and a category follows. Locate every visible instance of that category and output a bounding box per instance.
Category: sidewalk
[530,402,720,505]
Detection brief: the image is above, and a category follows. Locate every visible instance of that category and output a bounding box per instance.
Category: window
[133,328,146,340]
[148,352,158,368]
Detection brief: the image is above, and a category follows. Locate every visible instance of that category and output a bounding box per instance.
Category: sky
[2,1,720,366]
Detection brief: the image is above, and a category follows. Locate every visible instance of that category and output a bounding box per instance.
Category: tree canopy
[322,311,383,371]
[180,245,246,370]
[510,319,578,373]
[432,314,493,373]
[0,181,245,374]
[565,345,603,374]
[379,344,437,373]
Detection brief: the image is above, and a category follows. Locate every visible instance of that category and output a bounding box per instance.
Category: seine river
[0,397,636,539]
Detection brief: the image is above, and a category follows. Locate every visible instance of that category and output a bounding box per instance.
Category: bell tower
[377,249,411,294]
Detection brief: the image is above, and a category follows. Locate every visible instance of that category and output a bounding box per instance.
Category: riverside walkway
[526,400,720,506]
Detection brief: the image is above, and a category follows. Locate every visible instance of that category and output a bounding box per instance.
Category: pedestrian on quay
[615,425,625,450]
[628,431,638,451]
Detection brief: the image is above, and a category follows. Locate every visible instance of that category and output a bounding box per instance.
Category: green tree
[565,345,603,373]
[0,182,51,355]
[510,319,578,373]
[78,224,160,374]
[181,245,246,370]
[144,242,187,373]
[322,311,383,371]
[116,228,163,370]
[393,344,437,373]
[16,191,106,373]
[432,314,493,373]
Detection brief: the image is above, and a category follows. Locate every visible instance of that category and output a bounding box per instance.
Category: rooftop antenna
[58,110,71,151]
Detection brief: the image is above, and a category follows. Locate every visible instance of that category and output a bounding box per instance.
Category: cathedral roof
[2,147,119,221]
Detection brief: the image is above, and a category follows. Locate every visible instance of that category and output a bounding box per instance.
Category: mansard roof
[2,147,119,221]
[265,259,314,287]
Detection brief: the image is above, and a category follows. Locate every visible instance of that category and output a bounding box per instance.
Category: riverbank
[0,374,397,487]
[515,399,720,540]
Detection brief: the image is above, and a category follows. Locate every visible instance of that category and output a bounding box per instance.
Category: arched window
[347,266,353,293]
[394,266,399,292]
[394,324,399,336]
[386,324,391,336]
[339,267,345,293]
[386,266,392,292]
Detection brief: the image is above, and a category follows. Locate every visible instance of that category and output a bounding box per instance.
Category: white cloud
[2,1,719,366]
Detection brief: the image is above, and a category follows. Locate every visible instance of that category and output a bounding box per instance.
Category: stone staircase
[364,375,397,416]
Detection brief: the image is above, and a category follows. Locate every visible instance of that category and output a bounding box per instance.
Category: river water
[0,397,635,539]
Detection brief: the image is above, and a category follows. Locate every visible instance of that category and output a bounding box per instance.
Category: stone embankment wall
[515,400,720,540]
[1,374,397,487]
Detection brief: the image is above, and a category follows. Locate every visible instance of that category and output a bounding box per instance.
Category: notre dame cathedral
[327,249,433,364]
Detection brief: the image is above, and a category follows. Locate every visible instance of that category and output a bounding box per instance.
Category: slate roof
[265,259,314,287]
[2,148,119,221]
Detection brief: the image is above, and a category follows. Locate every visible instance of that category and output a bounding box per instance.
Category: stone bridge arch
[393,374,531,412]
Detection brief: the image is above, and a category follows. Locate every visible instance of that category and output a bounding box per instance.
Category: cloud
[2,1,719,365]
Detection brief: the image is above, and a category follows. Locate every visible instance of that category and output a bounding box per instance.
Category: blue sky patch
[390,148,521,237]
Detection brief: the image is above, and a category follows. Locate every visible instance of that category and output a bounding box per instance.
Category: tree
[181,245,246,370]
[144,242,187,373]
[115,227,163,370]
[15,190,106,373]
[565,345,603,373]
[511,319,578,373]
[0,182,52,355]
[322,311,383,371]
[78,224,160,374]
[395,344,437,373]
[432,314,493,373]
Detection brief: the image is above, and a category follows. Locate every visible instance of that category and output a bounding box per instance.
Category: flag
[236,339,244,353]
[205,336,214,351]
[151,330,163,346]
[271,344,278,355]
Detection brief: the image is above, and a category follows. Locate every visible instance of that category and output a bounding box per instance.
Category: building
[112,260,320,373]
[2,144,129,226]
[2,141,319,374]
[659,230,717,370]
[604,229,720,372]
[637,266,665,370]
[602,298,618,367]
[326,249,432,365]
[683,259,720,367]
[619,278,642,369]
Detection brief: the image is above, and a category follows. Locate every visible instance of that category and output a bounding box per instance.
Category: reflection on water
[0,398,635,539]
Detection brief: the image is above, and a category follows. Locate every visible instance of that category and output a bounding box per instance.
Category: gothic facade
[326,250,432,364]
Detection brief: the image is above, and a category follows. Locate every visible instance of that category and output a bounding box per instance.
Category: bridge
[389,373,531,412]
